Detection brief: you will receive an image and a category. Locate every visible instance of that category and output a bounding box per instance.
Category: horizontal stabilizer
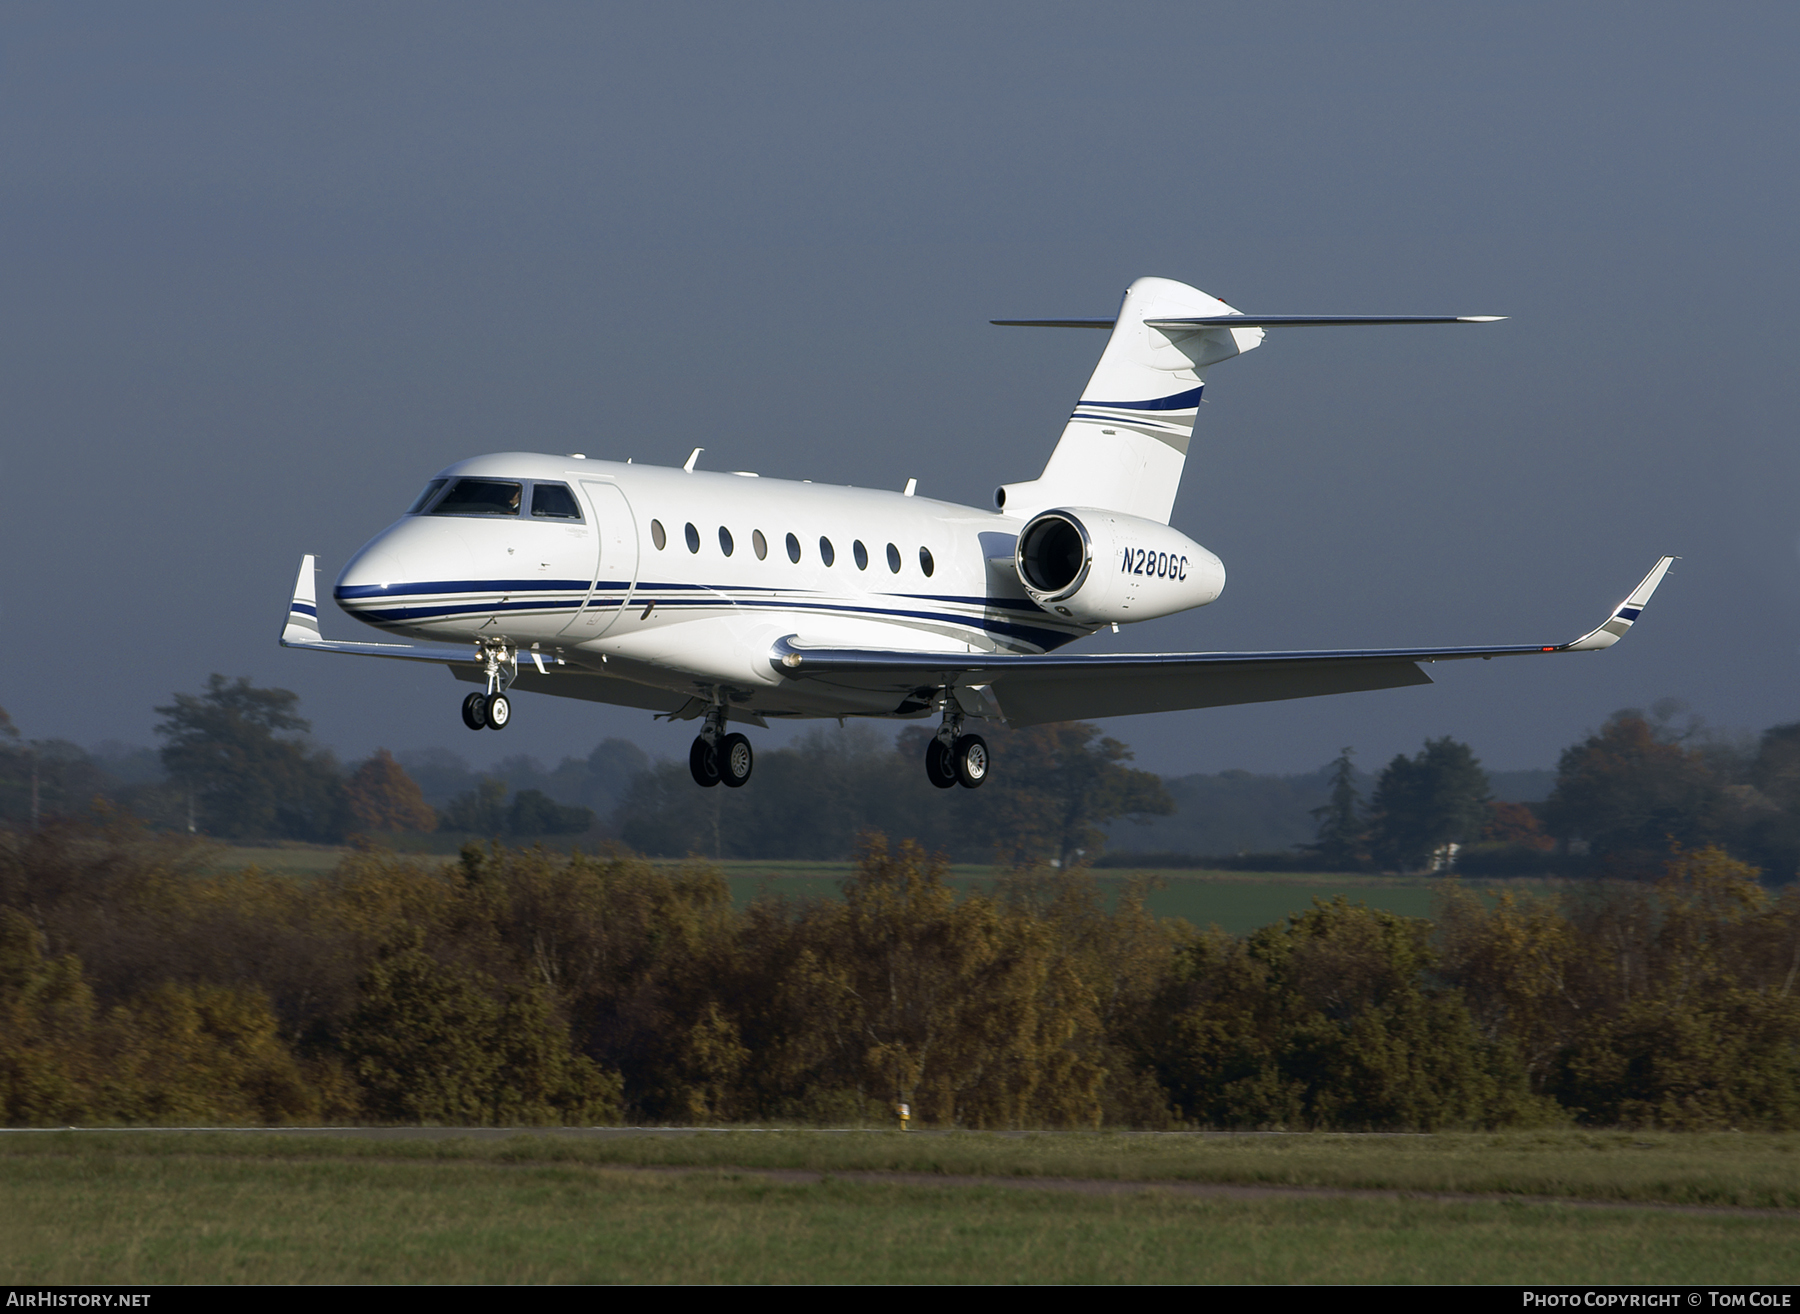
[994,315,1506,330]
[1147,315,1505,329]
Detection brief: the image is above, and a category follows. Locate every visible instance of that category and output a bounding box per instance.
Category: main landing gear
[924,703,988,790]
[460,640,517,731]
[689,702,753,788]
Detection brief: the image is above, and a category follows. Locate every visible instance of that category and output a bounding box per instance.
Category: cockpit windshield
[406,479,448,514]
[430,479,522,517]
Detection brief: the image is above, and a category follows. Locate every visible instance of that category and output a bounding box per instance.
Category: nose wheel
[460,691,511,730]
[463,641,519,731]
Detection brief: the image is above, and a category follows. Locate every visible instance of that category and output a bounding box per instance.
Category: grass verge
[2,1144,1796,1284]
[6,1128,1799,1209]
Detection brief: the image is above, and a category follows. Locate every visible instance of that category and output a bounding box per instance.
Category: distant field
[707,861,1556,935]
[2,1131,1794,1284]
[198,848,1550,935]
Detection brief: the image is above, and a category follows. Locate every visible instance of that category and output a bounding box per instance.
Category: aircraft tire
[689,736,721,788]
[718,732,754,788]
[924,738,957,789]
[486,693,511,730]
[953,734,989,789]
[461,693,488,730]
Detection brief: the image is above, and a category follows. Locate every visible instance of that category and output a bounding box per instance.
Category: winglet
[281,555,322,646]
[1560,556,1676,652]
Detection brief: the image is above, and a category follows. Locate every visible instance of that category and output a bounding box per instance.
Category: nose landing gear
[460,641,518,731]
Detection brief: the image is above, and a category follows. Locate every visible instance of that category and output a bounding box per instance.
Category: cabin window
[719,526,734,556]
[430,479,521,517]
[651,520,667,550]
[753,530,768,560]
[919,546,935,577]
[530,483,582,520]
[886,543,901,573]
[819,537,835,567]
[853,540,868,570]
[406,479,447,514]
[786,533,801,563]
[685,522,701,553]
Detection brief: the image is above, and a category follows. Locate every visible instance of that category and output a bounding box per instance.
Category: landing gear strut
[461,641,518,731]
[689,700,754,788]
[923,698,988,789]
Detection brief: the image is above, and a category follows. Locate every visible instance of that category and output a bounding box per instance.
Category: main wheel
[485,692,511,729]
[689,735,721,787]
[461,692,488,730]
[924,737,957,789]
[718,732,754,788]
[953,734,989,789]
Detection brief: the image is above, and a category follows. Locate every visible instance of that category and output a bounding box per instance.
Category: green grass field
[2,1131,1794,1284]
[708,861,1549,936]
[198,847,1555,937]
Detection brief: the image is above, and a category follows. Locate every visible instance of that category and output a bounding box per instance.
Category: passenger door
[559,480,640,637]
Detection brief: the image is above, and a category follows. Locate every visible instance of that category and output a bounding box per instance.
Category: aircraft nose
[334,545,412,624]
[338,550,408,591]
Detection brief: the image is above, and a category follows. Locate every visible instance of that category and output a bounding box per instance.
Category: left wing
[278,555,695,716]
[768,557,1676,728]
[280,555,481,666]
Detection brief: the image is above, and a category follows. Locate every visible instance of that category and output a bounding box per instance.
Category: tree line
[3,817,1796,1129]
[0,679,1176,868]
[1295,700,1800,881]
[6,679,1800,880]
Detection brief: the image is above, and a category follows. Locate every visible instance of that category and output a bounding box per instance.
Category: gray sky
[4,2,1797,777]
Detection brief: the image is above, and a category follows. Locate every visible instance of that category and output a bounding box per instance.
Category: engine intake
[1017,512,1091,600]
[1013,507,1225,625]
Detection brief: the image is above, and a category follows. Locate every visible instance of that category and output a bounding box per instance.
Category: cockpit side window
[406,479,448,514]
[530,483,582,520]
[430,479,522,517]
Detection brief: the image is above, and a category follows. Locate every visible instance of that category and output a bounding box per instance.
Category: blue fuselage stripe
[341,583,1075,651]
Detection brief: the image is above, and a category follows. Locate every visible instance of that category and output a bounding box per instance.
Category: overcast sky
[4,2,1797,777]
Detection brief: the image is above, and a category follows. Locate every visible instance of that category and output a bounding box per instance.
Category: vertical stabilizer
[998,277,1262,524]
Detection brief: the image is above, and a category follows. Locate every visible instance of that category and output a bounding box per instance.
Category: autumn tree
[1544,712,1723,873]
[1367,738,1490,872]
[0,707,112,827]
[1739,722,1800,881]
[962,722,1174,868]
[1482,801,1553,850]
[441,778,509,834]
[155,676,344,840]
[345,750,437,833]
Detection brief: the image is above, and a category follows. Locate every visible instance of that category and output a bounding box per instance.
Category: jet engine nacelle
[1014,507,1225,625]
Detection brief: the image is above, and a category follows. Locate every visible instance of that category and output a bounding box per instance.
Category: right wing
[769,557,1676,728]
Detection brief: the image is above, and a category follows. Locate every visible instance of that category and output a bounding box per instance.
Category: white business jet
[281,277,1673,790]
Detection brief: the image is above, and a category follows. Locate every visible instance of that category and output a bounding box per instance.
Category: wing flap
[769,556,1675,725]
[993,660,1432,727]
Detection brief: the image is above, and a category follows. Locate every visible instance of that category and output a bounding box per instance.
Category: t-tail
[993,276,1503,525]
